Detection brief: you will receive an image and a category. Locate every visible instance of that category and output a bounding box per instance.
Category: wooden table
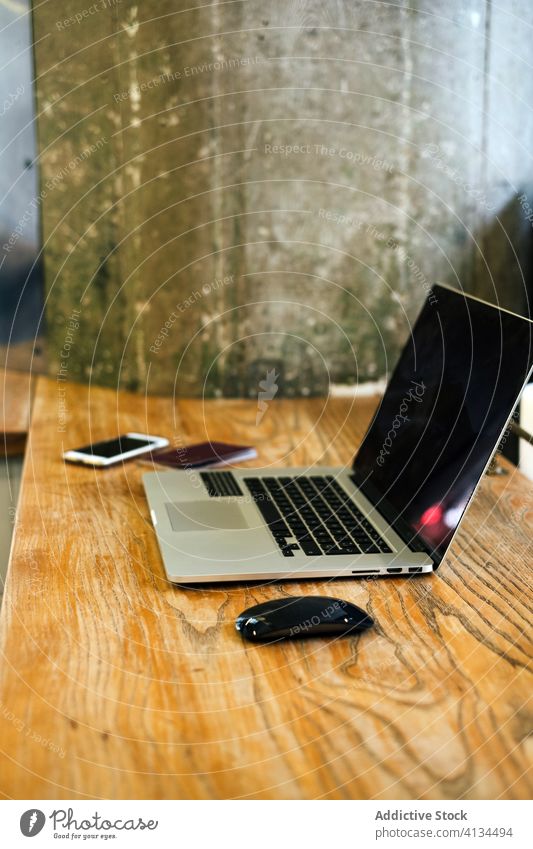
[0,368,34,456]
[0,377,532,800]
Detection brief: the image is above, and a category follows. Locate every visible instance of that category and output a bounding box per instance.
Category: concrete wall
[32,0,533,396]
[0,0,44,373]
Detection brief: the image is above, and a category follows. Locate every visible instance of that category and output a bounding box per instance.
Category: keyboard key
[299,538,322,556]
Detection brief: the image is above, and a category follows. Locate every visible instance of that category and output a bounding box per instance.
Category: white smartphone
[63,432,169,467]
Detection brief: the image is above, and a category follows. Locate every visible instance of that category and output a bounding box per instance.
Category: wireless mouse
[235,595,374,643]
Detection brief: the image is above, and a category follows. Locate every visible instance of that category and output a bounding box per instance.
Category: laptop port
[409,567,423,573]
[387,567,402,574]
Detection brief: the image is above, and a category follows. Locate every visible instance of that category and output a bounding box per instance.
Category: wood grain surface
[0,369,34,456]
[0,377,531,799]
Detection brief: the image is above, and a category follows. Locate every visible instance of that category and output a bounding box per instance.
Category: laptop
[143,283,533,583]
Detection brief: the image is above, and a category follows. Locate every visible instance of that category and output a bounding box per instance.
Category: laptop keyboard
[200,470,243,497]
[243,475,392,557]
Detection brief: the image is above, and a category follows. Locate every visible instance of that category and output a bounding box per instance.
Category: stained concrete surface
[30,1,533,396]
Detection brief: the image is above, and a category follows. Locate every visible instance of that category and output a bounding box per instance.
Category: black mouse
[235,596,374,643]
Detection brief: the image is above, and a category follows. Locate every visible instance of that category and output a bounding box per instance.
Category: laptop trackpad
[165,501,250,532]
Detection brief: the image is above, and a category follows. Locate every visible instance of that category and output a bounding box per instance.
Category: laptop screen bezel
[351,283,533,567]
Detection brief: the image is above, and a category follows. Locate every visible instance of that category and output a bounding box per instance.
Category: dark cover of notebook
[148,441,257,469]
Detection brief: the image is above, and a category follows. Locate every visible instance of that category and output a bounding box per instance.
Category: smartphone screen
[74,436,154,458]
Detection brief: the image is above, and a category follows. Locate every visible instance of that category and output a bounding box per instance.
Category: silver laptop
[143,284,533,583]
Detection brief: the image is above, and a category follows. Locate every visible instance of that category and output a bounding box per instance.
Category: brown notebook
[147,441,257,470]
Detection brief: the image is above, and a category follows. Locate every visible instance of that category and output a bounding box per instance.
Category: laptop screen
[352,284,533,564]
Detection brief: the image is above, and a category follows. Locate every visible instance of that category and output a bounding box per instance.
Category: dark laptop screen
[352,284,533,564]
